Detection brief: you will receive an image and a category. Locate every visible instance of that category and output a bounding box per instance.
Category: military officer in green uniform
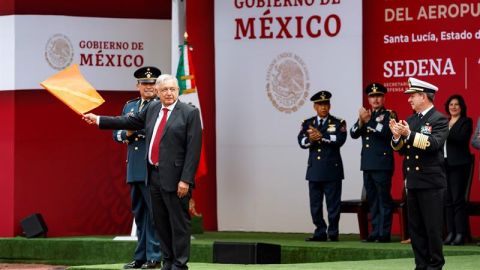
[114,66,162,269]
[390,77,448,270]
[298,91,347,242]
[350,83,397,243]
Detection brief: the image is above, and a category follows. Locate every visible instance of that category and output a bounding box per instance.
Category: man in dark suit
[298,90,347,242]
[113,67,161,269]
[84,74,202,270]
[390,77,448,270]
[350,83,396,243]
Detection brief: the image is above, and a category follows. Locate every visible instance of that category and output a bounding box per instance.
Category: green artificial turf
[1,232,479,267]
[68,255,480,270]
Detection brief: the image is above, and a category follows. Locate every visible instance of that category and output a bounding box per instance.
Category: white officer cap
[404,77,438,94]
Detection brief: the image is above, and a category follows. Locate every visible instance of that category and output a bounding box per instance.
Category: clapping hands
[389,119,411,140]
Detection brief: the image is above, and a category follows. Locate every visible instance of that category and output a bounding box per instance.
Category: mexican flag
[176,35,207,179]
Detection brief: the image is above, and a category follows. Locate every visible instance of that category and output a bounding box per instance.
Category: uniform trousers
[363,170,393,238]
[408,188,445,270]
[130,182,161,261]
[308,180,342,237]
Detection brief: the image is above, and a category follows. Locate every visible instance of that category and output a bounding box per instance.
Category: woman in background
[443,95,472,246]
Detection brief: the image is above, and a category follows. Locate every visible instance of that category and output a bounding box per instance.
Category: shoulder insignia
[304,116,316,123]
[330,115,344,122]
[388,110,397,120]
[126,97,140,104]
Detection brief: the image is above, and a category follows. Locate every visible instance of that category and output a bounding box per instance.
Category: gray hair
[155,74,179,87]
[425,92,435,102]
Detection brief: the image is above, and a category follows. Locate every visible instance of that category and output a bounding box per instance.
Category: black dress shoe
[362,235,377,243]
[377,236,391,243]
[160,263,172,270]
[305,234,327,242]
[329,235,339,242]
[124,260,145,269]
[443,232,454,245]
[451,233,465,246]
[141,260,160,269]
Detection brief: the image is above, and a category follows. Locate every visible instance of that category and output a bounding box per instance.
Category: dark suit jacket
[298,114,347,182]
[100,100,202,192]
[350,107,396,171]
[445,116,472,166]
[392,107,449,189]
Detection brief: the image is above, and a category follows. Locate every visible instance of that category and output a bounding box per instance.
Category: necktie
[410,113,422,130]
[150,108,169,165]
[139,100,146,111]
[318,118,324,128]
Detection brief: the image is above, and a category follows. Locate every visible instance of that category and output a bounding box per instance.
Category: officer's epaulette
[386,109,397,119]
[330,115,344,122]
[303,116,316,123]
[125,97,141,104]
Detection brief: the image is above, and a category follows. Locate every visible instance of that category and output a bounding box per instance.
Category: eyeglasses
[159,87,178,93]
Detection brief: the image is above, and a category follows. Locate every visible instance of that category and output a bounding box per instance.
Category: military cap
[404,77,438,94]
[310,90,332,103]
[365,82,387,96]
[134,66,161,83]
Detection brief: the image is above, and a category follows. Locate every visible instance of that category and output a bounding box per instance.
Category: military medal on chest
[327,124,336,133]
[420,123,432,134]
[127,108,135,117]
[375,114,385,122]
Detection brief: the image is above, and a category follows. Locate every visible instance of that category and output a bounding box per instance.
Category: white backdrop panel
[215,1,363,233]
[0,16,15,90]
[0,15,170,91]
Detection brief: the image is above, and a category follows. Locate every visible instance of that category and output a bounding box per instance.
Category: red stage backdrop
[0,0,217,237]
[186,0,217,230]
[364,0,480,235]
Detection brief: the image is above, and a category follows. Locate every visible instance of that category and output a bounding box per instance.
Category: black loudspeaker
[20,213,48,238]
[213,242,281,264]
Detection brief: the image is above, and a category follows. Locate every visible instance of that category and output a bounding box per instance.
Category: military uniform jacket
[298,114,347,182]
[350,107,396,171]
[391,107,448,189]
[113,98,150,183]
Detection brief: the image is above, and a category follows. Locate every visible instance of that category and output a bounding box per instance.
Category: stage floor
[1,232,480,269]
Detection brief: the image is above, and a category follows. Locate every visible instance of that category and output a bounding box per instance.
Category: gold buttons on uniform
[407,145,411,149]
[317,156,321,160]
[407,156,410,160]
[317,149,321,152]
[366,137,370,140]
[384,152,387,155]
[366,144,370,148]
[135,138,139,141]
[415,155,419,159]
[407,167,410,171]
[134,147,138,150]
[416,167,419,171]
